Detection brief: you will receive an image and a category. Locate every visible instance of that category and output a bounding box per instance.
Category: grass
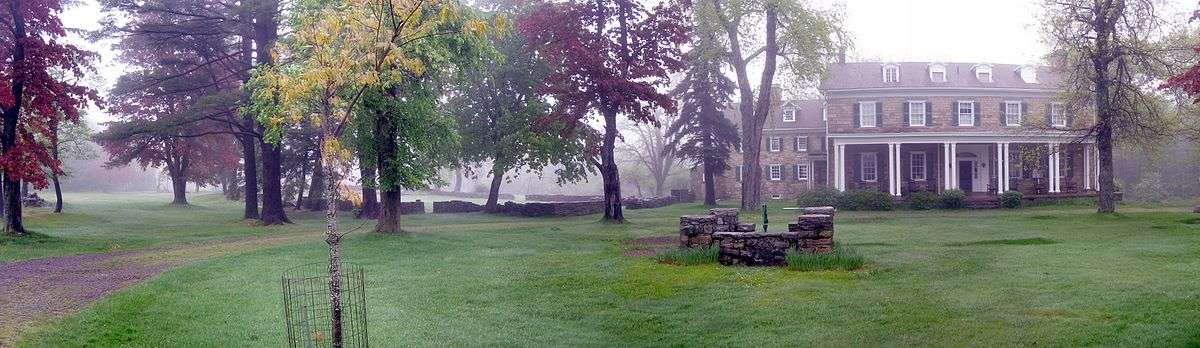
[785,242,866,271]
[654,246,718,265]
[11,195,1200,346]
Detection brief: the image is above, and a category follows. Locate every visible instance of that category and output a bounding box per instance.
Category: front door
[958,160,973,191]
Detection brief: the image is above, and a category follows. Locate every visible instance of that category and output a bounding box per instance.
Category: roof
[724,99,825,130]
[820,62,1062,91]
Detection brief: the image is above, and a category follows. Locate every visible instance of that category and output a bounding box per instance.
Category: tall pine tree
[667,35,739,206]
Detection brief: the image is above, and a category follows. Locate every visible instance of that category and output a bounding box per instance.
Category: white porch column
[1084,143,1091,191]
[890,143,900,196]
[942,142,951,190]
[1048,143,1060,193]
[995,142,1003,193]
[835,144,846,191]
[949,142,958,191]
[1001,142,1010,192]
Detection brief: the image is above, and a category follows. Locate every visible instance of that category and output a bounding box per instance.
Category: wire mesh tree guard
[282,262,369,347]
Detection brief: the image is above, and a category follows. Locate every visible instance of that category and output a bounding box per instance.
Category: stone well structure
[680,206,837,267]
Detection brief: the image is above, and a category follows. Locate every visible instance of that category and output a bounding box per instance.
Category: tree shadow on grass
[945,237,1059,247]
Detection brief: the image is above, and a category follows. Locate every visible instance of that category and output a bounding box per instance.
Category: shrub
[797,186,842,207]
[1000,190,1024,208]
[785,242,866,271]
[907,191,940,210]
[838,190,894,211]
[655,246,718,266]
[939,189,967,209]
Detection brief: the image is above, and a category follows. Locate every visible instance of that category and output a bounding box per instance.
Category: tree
[449,25,589,211]
[619,112,680,197]
[519,0,690,222]
[249,0,492,344]
[666,36,739,206]
[48,121,98,213]
[697,0,843,210]
[0,0,100,235]
[1042,0,1177,213]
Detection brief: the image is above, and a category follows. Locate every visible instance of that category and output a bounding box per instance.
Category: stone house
[693,61,1100,202]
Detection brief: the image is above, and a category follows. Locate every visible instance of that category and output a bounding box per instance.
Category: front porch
[830,137,1100,199]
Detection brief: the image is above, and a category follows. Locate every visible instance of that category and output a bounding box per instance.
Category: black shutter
[925,101,932,126]
[953,102,960,127]
[1046,103,1053,127]
[1067,106,1075,128]
[1000,102,1007,126]
[853,103,861,128]
[926,151,935,181]
[903,102,910,127]
[876,102,883,127]
[1021,101,1028,125]
[974,102,981,127]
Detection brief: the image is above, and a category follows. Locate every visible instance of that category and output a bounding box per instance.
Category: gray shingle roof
[724,99,825,130]
[820,62,1062,91]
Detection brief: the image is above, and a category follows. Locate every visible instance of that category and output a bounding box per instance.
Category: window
[930,64,947,82]
[782,108,797,122]
[957,101,975,126]
[768,137,782,152]
[771,194,783,200]
[1005,101,1022,126]
[769,164,782,181]
[883,65,900,83]
[975,65,993,82]
[796,163,809,180]
[910,152,927,181]
[861,152,878,182]
[1051,103,1067,127]
[859,102,877,128]
[736,165,743,182]
[908,101,926,126]
[1020,66,1038,83]
[795,136,808,152]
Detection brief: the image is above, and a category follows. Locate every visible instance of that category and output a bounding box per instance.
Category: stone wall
[525,194,603,202]
[431,200,484,214]
[624,196,676,210]
[691,206,837,267]
[499,201,606,217]
[399,201,425,215]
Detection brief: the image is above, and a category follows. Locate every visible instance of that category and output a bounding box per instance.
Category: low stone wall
[525,194,603,202]
[714,232,793,266]
[399,201,425,215]
[787,214,834,254]
[624,196,677,210]
[678,208,755,248]
[431,200,484,214]
[499,201,606,217]
[426,190,515,200]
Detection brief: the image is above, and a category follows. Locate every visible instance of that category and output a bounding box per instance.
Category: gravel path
[0,232,319,346]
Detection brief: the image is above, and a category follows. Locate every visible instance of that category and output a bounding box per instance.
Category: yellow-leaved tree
[246,0,496,345]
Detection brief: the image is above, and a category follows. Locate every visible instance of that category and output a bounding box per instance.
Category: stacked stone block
[705,206,837,267]
[678,215,718,248]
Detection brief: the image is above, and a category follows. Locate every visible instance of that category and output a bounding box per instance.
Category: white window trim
[975,65,994,83]
[957,101,975,126]
[768,137,782,152]
[929,64,947,82]
[782,108,797,122]
[769,164,783,181]
[883,65,900,83]
[861,152,878,182]
[1004,101,1022,126]
[910,151,927,181]
[907,101,926,127]
[736,165,743,182]
[1051,103,1067,127]
[859,101,877,128]
[796,162,810,180]
[795,136,808,152]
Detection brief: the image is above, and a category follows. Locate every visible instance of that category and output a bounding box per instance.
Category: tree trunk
[374,101,403,233]
[377,189,402,233]
[485,162,505,212]
[357,160,379,219]
[306,146,326,211]
[170,172,188,205]
[600,108,625,222]
[453,168,463,192]
[2,0,26,235]
[3,178,23,235]
[52,173,63,213]
[259,140,291,224]
[295,151,309,209]
[20,181,28,197]
[1094,12,1117,214]
[241,128,260,219]
[703,162,717,206]
[317,143,345,348]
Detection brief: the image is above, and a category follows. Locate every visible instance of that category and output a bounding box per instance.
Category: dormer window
[975,65,993,82]
[1020,66,1038,83]
[883,64,900,83]
[929,64,946,82]
[782,107,797,122]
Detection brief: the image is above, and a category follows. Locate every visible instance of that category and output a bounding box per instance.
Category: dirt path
[0,231,320,346]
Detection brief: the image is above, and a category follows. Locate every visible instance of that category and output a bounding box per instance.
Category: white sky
[60,0,1197,125]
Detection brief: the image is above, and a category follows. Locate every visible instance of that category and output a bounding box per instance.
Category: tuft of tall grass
[655,246,718,266]
[785,242,865,271]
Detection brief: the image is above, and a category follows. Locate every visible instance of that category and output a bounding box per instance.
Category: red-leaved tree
[519,0,690,222]
[0,0,100,235]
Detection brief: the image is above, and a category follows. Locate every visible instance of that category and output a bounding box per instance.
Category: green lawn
[13,194,1200,346]
[0,192,325,262]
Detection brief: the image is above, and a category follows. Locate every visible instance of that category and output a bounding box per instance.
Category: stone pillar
[789,214,835,254]
[679,215,717,248]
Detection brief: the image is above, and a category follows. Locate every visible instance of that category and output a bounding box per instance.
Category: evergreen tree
[666,36,739,206]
